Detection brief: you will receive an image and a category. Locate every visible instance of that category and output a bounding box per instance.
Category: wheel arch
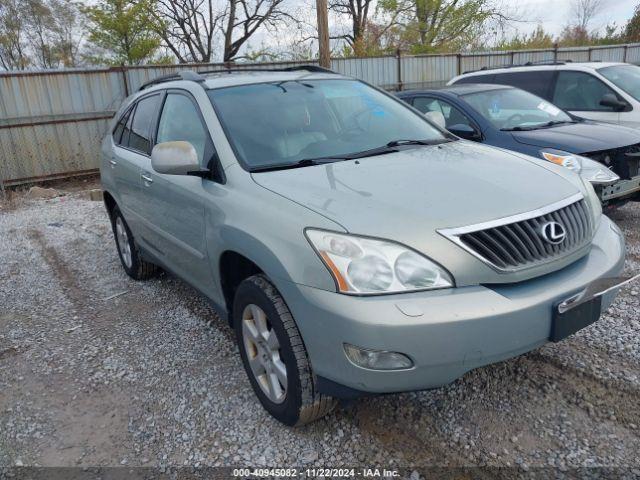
[213,224,335,323]
[219,250,265,323]
[103,190,118,220]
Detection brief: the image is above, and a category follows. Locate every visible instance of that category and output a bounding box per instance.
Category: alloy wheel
[115,216,133,269]
[241,304,287,404]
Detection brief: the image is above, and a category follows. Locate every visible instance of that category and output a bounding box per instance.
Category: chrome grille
[439,194,593,272]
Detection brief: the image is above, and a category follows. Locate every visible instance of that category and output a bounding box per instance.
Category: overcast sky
[517,0,637,35]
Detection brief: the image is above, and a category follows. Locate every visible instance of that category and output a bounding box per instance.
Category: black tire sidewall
[233,278,304,426]
[111,206,140,278]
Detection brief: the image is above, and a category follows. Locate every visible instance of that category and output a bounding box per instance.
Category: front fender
[204,202,342,314]
[216,225,335,288]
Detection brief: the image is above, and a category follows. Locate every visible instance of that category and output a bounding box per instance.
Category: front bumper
[278,216,626,396]
[600,175,640,203]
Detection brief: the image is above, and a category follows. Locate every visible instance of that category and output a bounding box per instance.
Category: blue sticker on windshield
[361,92,386,116]
[491,98,501,114]
[321,81,387,116]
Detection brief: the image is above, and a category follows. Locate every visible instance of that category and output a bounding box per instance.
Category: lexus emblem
[540,221,567,245]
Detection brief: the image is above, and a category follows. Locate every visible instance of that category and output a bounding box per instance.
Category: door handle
[109,159,117,167]
[141,173,153,184]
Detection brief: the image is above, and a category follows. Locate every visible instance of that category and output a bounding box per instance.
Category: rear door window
[120,105,135,147]
[113,106,133,145]
[552,71,619,111]
[127,94,161,154]
[491,71,555,98]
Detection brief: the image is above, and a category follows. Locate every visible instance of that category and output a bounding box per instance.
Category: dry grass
[0,188,28,212]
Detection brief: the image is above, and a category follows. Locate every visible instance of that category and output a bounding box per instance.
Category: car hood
[511,121,640,153]
[252,141,579,242]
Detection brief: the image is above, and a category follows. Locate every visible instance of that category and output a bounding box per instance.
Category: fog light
[343,344,413,370]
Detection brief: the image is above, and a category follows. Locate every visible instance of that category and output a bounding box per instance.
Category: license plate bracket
[550,296,602,342]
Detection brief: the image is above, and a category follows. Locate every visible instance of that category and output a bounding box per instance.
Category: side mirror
[448,123,480,141]
[599,93,628,112]
[151,141,200,175]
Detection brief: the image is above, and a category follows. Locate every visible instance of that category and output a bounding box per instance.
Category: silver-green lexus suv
[101,66,633,426]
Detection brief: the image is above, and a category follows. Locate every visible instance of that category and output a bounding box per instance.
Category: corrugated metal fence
[2,43,640,186]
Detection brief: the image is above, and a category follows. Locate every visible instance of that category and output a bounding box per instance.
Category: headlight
[580,176,602,225]
[305,229,454,294]
[541,149,619,185]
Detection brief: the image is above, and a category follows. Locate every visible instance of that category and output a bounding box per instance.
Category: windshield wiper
[250,157,343,172]
[337,139,449,160]
[250,139,449,172]
[501,120,577,132]
[543,120,576,127]
[250,147,399,172]
[386,138,451,147]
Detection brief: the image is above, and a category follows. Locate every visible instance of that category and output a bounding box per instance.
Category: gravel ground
[1,184,639,473]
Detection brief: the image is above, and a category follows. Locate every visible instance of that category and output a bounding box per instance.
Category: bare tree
[150,0,225,62]
[222,0,293,62]
[0,0,30,69]
[48,0,84,67]
[149,0,293,63]
[24,0,57,68]
[329,0,372,46]
[570,0,604,31]
[0,0,83,70]
[328,0,409,55]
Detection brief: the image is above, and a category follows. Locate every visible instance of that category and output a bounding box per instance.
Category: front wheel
[233,274,336,426]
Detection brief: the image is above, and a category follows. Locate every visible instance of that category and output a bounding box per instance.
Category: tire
[110,205,159,280]
[233,274,337,426]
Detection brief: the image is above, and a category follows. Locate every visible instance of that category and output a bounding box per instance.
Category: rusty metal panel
[223,60,319,71]
[401,55,457,90]
[0,69,124,122]
[0,118,110,182]
[460,51,512,73]
[556,47,591,62]
[626,45,640,64]
[331,56,398,89]
[590,46,626,62]
[0,68,122,184]
[512,49,555,64]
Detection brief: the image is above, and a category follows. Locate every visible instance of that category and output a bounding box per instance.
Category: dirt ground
[1,180,639,476]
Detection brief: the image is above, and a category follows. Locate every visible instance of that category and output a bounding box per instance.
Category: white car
[449,62,640,128]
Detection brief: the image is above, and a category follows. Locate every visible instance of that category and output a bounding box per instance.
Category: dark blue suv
[397,84,640,207]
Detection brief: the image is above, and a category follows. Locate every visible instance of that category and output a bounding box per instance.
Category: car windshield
[599,64,640,101]
[462,88,574,131]
[207,79,447,170]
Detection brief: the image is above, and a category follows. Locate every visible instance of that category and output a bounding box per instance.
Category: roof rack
[198,64,336,75]
[284,65,335,74]
[462,60,572,75]
[139,70,205,91]
[137,65,336,92]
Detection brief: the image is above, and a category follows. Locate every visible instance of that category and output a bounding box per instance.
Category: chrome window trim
[437,192,590,272]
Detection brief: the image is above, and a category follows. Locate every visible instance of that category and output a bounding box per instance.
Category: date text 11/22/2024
[232,468,400,477]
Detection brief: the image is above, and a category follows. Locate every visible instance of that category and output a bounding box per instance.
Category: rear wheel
[110,206,159,280]
[234,274,336,426]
